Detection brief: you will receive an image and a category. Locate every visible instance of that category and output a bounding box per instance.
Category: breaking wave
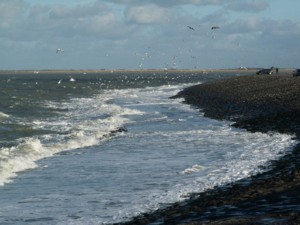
[0,92,143,185]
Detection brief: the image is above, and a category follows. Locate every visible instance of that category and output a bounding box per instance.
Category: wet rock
[111,127,128,134]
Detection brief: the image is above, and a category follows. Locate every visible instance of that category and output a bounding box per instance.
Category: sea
[0,71,297,225]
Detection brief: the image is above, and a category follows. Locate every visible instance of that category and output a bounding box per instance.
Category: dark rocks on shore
[116,74,300,225]
[103,127,128,139]
[172,75,300,137]
[110,127,128,135]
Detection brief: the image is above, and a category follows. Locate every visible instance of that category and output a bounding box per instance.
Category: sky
[1,0,300,70]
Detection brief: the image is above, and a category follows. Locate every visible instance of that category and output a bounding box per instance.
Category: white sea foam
[0,138,48,185]
[147,131,297,209]
[0,82,298,225]
[182,164,206,174]
[0,92,143,185]
[0,112,10,119]
[71,84,298,223]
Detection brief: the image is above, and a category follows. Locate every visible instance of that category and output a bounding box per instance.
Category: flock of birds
[187,25,221,39]
[55,25,220,53]
[54,25,222,70]
[187,25,220,31]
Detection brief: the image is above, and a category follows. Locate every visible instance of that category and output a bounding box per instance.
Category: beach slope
[118,74,300,225]
[173,74,300,136]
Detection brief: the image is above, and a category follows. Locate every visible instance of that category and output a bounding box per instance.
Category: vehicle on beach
[256,67,275,75]
[293,69,300,77]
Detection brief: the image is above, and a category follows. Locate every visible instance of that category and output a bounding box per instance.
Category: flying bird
[56,48,64,53]
[211,26,220,30]
[187,26,195,31]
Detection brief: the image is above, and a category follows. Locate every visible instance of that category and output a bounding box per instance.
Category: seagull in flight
[56,48,64,53]
[187,26,195,31]
[211,26,220,30]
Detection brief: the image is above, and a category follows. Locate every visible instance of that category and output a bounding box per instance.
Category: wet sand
[118,74,300,225]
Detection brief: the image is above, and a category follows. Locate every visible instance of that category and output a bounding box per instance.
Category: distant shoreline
[0,68,295,77]
[0,68,281,75]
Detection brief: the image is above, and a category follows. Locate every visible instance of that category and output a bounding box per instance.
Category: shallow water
[0,71,297,224]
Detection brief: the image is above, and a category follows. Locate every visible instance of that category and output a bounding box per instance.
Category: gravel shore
[118,74,300,225]
[174,74,300,136]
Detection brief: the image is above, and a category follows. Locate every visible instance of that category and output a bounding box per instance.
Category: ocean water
[0,71,297,224]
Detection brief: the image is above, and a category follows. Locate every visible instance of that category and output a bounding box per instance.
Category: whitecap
[182,164,206,174]
[0,112,10,119]
[0,138,49,185]
[0,91,144,185]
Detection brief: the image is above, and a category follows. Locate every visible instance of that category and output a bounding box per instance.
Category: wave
[0,112,10,119]
[0,138,44,185]
[0,81,298,224]
[181,164,206,174]
[0,83,190,186]
[0,92,143,185]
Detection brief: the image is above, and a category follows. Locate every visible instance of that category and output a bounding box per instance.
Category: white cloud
[104,0,227,7]
[105,0,269,12]
[226,0,269,12]
[49,2,107,19]
[78,12,122,35]
[0,0,26,28]
[0,0,299,69]
[126,4,169,24]
[7,1,127,40]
